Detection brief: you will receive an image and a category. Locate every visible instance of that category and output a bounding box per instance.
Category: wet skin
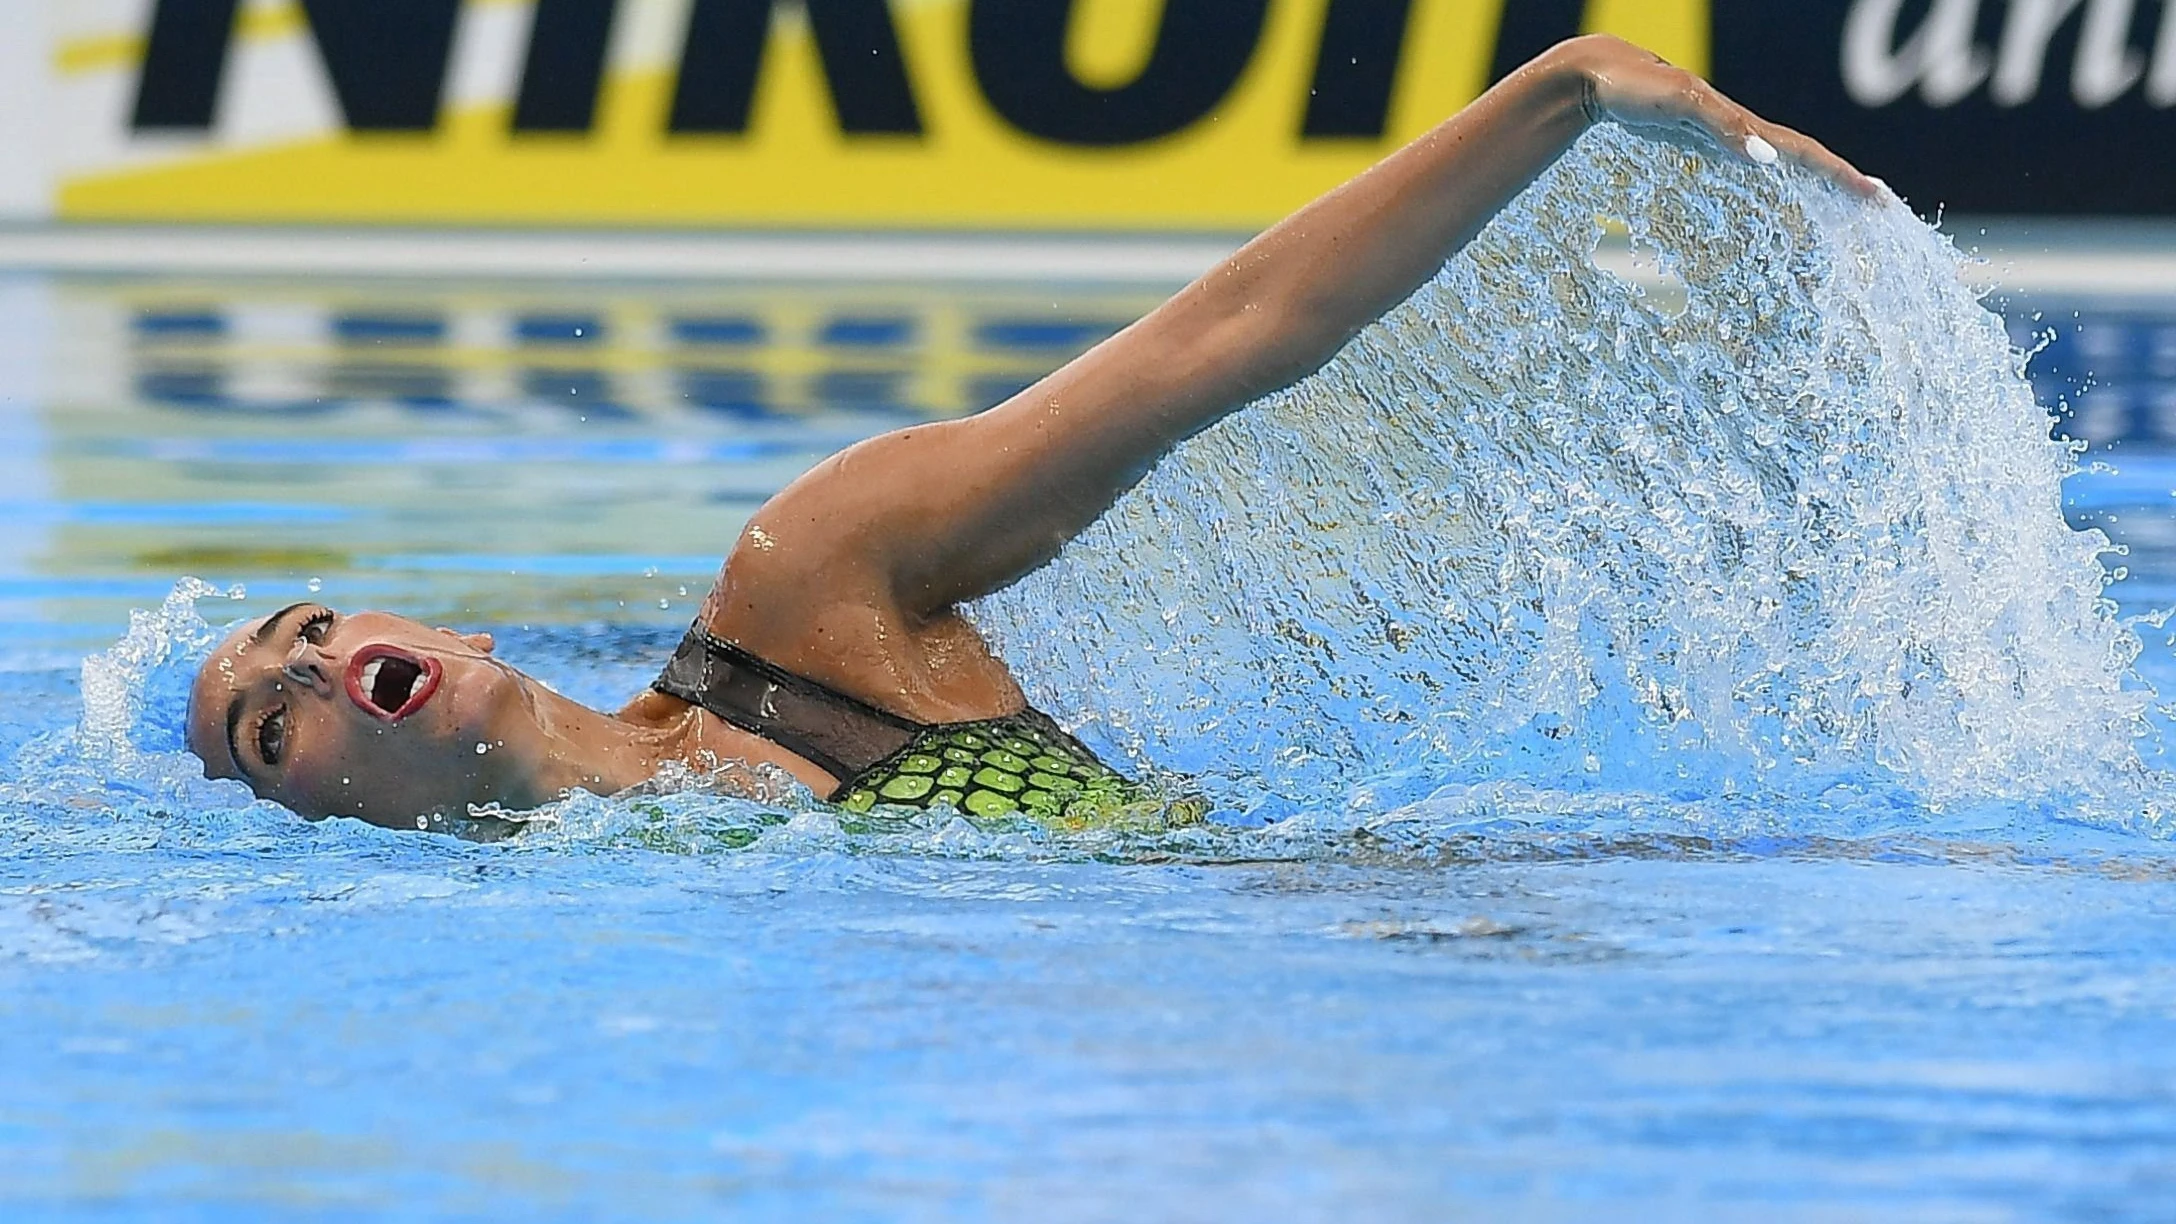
[181,37,1877,828]
[184,604,711,824]
[185,598,1017,826]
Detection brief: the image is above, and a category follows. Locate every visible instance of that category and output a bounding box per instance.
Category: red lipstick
[344,644,442,723]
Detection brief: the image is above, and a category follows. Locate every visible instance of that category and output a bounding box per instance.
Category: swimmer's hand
[1565,35,1880,199]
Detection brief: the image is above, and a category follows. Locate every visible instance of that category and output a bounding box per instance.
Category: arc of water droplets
[975,126,2155,821]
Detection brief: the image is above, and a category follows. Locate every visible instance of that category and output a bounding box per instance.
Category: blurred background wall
[19,0,2167,230]
[6,0,2176,650]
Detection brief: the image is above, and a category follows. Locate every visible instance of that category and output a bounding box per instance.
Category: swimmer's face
[185,604,535,825]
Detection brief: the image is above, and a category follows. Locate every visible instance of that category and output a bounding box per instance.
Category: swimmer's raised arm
[747,36,1873,628]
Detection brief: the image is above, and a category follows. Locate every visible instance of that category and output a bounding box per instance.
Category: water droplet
[306,577,322,593]
[970,125,2158,818]
[659,598,671,610]
[475,742,489,755]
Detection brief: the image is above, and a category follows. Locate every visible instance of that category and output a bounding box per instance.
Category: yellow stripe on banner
[57,0,1713,229]
[236,2,310,47]
[54,34,145,76]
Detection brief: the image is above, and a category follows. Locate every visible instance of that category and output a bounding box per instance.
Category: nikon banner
[6,0,2174,227]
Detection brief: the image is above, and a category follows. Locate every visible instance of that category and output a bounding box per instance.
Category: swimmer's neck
[496,677,705,808]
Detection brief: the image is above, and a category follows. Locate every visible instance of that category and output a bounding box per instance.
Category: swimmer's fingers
[1685,95,1881,199]
[1720,105,1882,198]
[1632,85,1880,198]
[1574,36,1880,199]
[434,625,496,652]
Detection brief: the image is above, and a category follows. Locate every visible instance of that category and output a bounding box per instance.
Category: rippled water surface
[9,131,2176,1220]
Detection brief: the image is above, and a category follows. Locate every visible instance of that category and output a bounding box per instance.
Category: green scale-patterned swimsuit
[835,712,1135,821]
[651,625,1157,827]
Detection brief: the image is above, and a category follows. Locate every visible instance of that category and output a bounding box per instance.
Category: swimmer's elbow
[1183,293,1350,403]
[1230,311,1357,399]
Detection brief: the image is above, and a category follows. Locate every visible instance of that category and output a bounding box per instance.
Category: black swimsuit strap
[651,624,920,794]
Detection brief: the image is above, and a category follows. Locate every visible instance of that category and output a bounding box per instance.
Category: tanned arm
[741,36,1874,631]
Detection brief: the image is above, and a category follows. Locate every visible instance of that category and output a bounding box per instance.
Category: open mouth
[344,645,442,723]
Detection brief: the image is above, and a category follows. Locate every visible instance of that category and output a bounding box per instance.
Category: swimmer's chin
[333,778,644,837]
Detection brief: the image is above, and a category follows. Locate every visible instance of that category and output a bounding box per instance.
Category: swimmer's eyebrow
[253,602,310,648]
[223,602,310,781]
[224,692,253,781]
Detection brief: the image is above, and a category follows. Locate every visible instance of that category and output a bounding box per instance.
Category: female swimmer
[185,36,1876,828]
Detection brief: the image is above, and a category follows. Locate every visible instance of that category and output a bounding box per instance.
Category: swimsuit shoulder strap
[650,623,920,792]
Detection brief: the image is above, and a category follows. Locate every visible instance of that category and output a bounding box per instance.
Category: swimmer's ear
[435,626,496,654]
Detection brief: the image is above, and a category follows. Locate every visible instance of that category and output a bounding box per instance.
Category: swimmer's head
[185,603,546,825]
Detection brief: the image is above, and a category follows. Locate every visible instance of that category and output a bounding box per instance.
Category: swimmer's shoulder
[687,465,1001,718]
[709,419,980,640]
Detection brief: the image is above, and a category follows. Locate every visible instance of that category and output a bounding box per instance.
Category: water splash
[975,126,2157,828]
[19,127,2166,862]
[0,577,332,864]
[76,576,237,766]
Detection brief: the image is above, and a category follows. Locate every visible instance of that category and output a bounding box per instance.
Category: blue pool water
[11,132,2176,1219]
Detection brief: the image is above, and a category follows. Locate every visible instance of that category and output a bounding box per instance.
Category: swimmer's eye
[297,608,335,645]
[255,704,290,768]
